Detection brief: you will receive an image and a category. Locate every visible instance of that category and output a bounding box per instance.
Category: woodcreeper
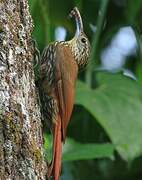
[39,7,91,180]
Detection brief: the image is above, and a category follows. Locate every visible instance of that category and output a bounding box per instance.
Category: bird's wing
[55,44,78,141]
[40,43,78,141]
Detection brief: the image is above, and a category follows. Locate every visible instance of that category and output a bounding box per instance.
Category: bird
[39,7,90,180]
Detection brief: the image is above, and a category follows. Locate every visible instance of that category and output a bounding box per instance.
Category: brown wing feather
[55,44,78,141]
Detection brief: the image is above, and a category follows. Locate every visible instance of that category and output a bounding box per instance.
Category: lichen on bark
[0,0,47,179]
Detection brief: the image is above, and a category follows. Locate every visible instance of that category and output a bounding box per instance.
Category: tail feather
[48,117,62,180]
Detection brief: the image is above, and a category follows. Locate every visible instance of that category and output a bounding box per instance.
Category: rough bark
[0,0,47,179]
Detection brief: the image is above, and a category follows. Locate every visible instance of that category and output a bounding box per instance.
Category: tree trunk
[0,0,47,179]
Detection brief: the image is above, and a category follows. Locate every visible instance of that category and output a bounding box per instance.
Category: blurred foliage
[44,135,114,162]
[29,0,142,179]
[76,73,142,161]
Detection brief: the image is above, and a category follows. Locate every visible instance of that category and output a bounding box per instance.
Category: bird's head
[68,7,91,70]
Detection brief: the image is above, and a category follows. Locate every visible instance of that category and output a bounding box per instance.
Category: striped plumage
[68,33,90,70]
[39,7,90,180]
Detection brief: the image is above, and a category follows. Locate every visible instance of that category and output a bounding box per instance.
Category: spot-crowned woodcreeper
[39,7,90,180]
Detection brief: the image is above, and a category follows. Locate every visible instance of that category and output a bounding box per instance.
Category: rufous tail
[48,118,62,180]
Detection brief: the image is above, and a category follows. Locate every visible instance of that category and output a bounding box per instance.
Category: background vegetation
[29,0,142,179]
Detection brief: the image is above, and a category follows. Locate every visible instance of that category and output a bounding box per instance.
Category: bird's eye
[81,38,86,43]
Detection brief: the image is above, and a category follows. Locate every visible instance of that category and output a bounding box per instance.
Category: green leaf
[125,0,142,24]
[62,138,114,161]
[75,73,142,161]
[44,135,114,161]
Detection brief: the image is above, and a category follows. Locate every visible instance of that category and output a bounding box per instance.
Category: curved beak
[69,7,83,36]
